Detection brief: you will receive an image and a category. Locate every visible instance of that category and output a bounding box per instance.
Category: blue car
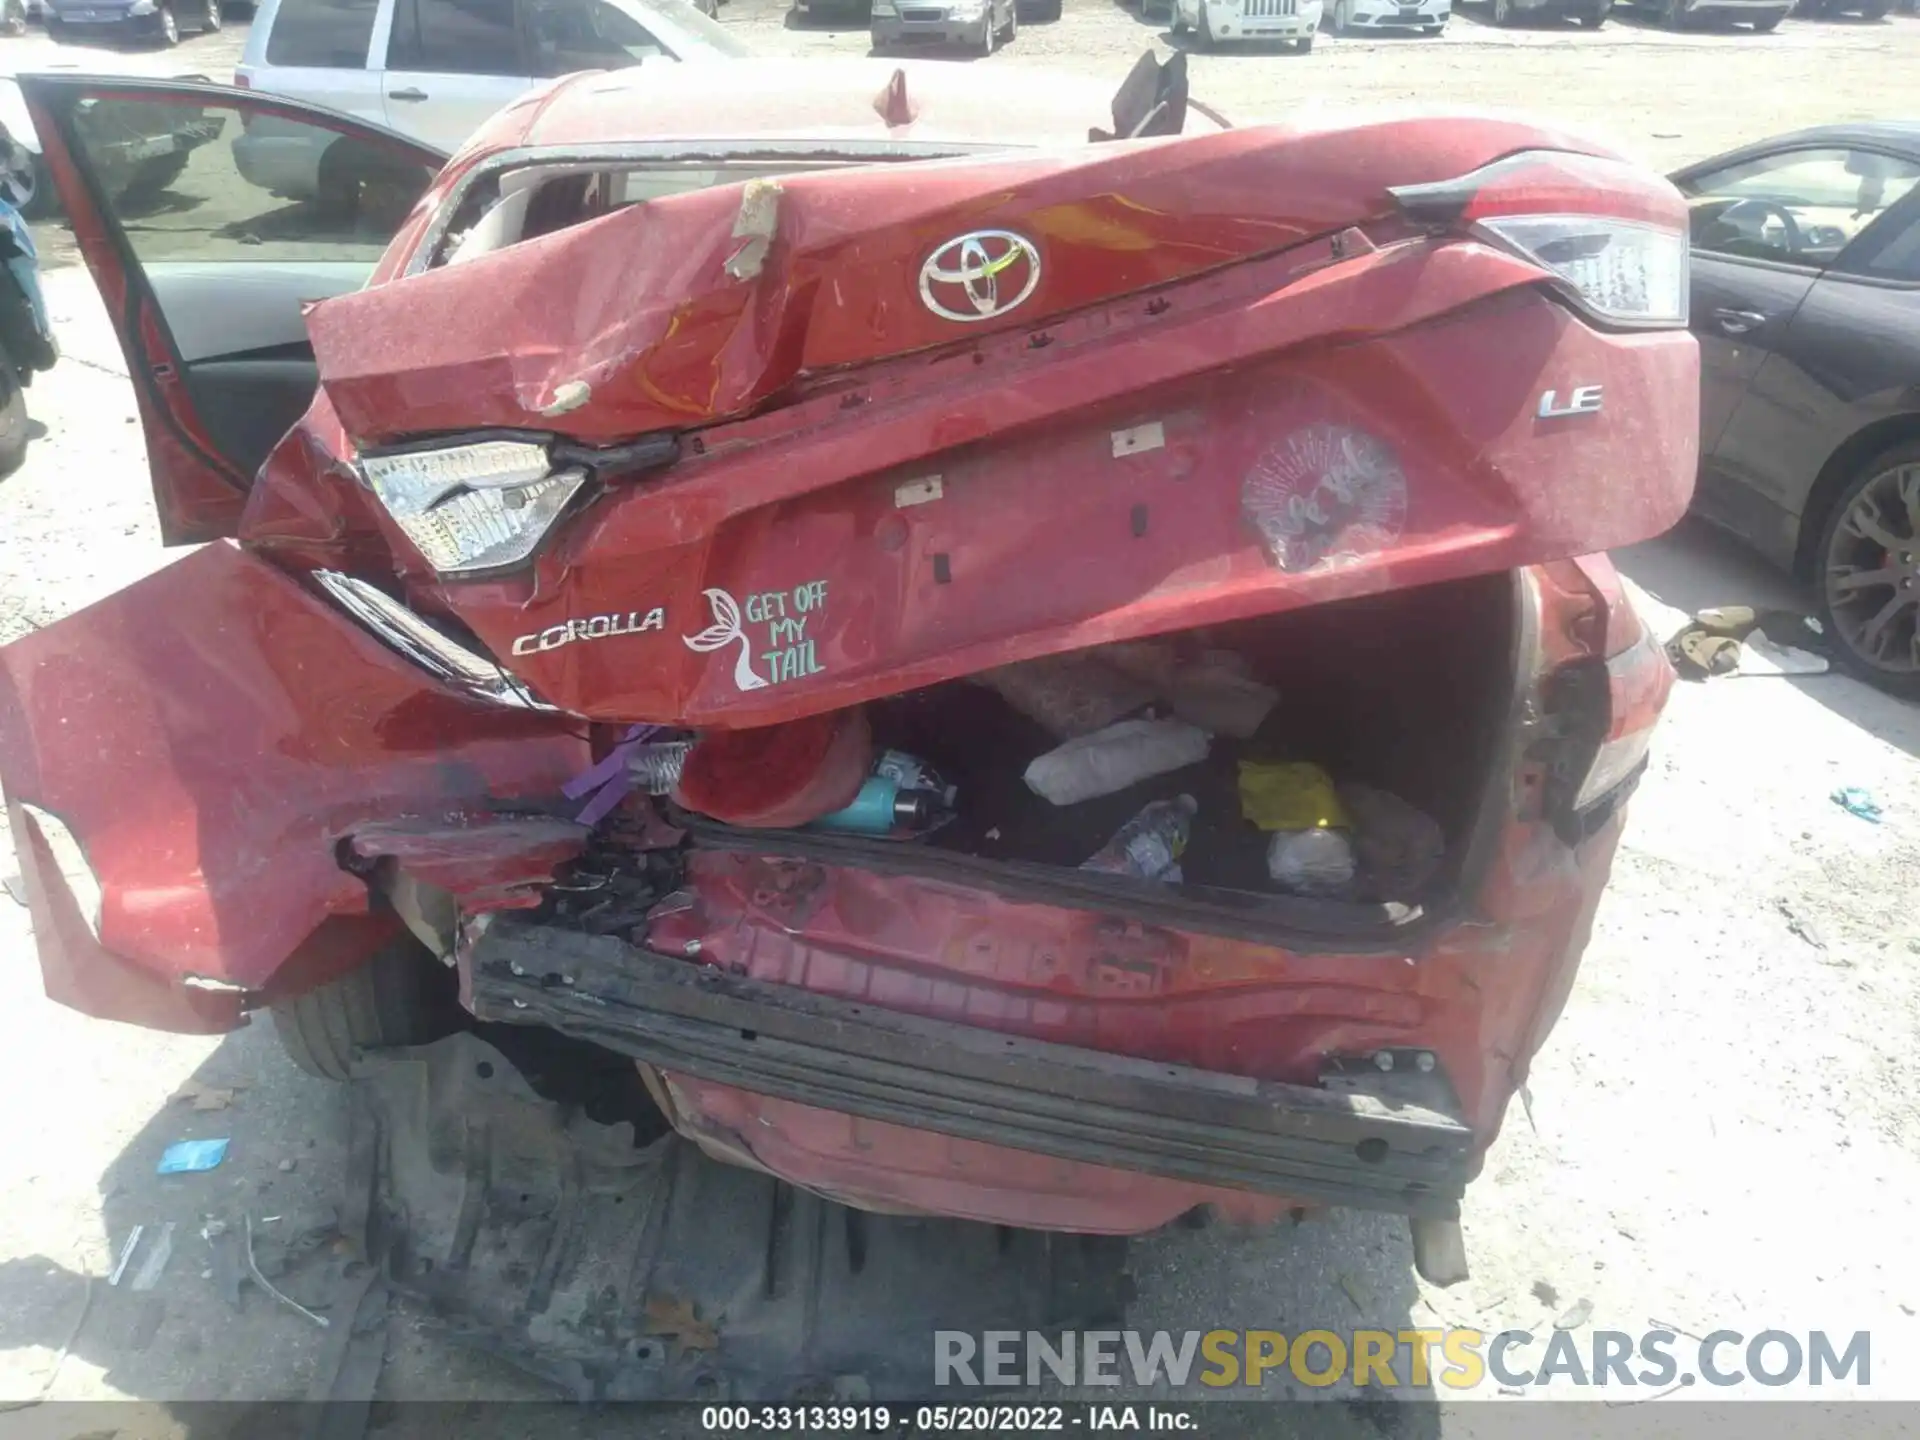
[0,195,57,477]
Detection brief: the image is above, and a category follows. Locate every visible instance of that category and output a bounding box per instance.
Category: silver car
[871,0,1018,55]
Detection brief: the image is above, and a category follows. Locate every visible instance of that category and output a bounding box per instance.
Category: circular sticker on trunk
[1241,423,1409,574]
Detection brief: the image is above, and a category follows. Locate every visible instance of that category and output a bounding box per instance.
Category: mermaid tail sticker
[683,587,768,691]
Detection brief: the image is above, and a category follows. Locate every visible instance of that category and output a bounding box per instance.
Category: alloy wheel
[1824,462,1920,678]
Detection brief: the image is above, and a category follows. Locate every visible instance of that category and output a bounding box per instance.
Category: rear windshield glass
[433,161,838,267]
[264,0,380,68]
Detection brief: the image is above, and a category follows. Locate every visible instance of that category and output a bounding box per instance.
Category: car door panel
[1687,252,1816,455]
[19,76,446,544]
[379,0,529,148]
[1699,188,1920,563]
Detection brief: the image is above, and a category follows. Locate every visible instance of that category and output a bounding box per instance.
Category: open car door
[19,75,446,542]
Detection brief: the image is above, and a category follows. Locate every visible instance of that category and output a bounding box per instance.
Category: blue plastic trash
[157,1138,230,1175]
[1831,787,1883,824]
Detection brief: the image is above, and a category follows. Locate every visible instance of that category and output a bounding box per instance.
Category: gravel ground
[0,5,1918,1422]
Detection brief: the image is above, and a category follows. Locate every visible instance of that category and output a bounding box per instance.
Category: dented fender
[0,544,587,1030]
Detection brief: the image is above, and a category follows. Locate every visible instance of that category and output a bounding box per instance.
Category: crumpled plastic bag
[1025,718,1211,806]
[1238,760,1350,832]
[1267,828,1356,895]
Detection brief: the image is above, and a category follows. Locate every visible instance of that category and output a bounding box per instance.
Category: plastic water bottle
[1081,795,1198,880]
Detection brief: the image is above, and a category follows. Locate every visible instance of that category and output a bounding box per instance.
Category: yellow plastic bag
[1238,761,1350,832]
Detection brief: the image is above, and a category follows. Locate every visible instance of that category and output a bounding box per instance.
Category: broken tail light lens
[1390,149,1690,328]
[1476,215,1687,327]
[357,439,586,576]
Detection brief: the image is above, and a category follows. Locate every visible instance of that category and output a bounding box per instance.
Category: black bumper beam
[467,919,1477,1219]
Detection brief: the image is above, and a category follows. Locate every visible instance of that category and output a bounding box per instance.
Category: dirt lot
[0,2,1918,1424]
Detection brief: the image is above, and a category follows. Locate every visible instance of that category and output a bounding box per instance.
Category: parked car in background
[1171,0,1324,49]
[235,0,747,160]
[1674,124,1920,695]
[0,189,56,475]
[1,55,220,214]
[1796,0,1890,15]
[1323,0,1444,34]
[1476,0,1608,26]
[793,0,869,23]
[870,0,1017,53]
[45,0,224,47]
[1615,0,1788,26]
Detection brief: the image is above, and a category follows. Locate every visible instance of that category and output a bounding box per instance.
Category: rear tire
[199,0,221,29]
[270,937,459,1082]
[0,343,30,481]
[1197,3,1215,41]
[1169,0,1186,30]
[155,2,180,42]
[1813,441,1920,700]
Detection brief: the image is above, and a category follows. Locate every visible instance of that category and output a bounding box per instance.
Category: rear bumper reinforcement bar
[466,918,1478,1219]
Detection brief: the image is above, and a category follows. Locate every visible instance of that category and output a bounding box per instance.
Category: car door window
[522,0,664,76]
[264,0,381,67]
[60,95,434,266]
[388,0,524,76]
[1834,206,1920,283]
[1679,148,1920,268]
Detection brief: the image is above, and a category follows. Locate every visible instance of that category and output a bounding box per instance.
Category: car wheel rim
[1825,463,1920,675]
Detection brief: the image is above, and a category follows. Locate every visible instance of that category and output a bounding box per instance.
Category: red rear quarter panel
[0,545,586,1028]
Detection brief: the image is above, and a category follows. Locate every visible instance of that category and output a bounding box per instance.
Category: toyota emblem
[918,229,1042,324]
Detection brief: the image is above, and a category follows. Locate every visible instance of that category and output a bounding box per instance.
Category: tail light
[1530,559,1672,843]
[1390,149,1690,328]
[358,439,586,575]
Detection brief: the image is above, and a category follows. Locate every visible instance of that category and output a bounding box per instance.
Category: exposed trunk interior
[734,572,1519,912]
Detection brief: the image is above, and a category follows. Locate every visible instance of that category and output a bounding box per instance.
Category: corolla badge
[918,230,1042,323]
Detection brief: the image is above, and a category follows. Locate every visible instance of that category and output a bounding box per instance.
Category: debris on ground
[1773,897,1828,951]
[1554,1297,1595,1330]
[108,1225,145,1286]
[0,872,26,906]
[1831,787,1883,823]
[1336,1271,1370,1314]
[1665,607,1832,681]
[128,1221,175,1292]
[278,1159,297,1173]
[643,1295,720,1353]
[243,1213,329,1328]
[1531,1279,1560,1307]
[156,1138,229,1174]
[172,1082,236,1112]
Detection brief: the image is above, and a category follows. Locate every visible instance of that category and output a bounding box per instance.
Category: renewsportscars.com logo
[934,1328,1873,1392]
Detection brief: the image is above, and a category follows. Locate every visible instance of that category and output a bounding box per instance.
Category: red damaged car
[0,57,1693,1279]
